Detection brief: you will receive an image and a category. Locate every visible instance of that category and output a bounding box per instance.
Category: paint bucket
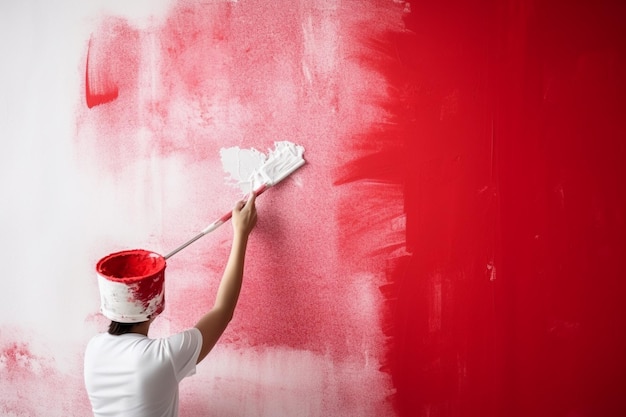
[96,249,166,323]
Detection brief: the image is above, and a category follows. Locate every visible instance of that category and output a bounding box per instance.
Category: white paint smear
[220,141,305,193]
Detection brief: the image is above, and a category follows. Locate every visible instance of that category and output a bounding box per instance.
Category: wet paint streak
[84,18,141,109]
[85,38,118,108]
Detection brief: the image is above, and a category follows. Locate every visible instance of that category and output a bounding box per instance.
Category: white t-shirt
[84,328,203,417]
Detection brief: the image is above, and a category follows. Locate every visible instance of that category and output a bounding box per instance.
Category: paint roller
[163,141,306,259]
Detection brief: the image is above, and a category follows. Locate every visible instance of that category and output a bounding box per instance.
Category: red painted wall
[368,0,626,416]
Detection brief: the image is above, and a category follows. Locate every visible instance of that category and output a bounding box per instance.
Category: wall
[1,1,625,416]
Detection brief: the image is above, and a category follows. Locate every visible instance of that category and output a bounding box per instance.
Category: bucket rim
[96,249,166,283]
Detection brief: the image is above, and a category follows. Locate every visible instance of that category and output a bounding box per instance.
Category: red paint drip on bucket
[96,249,166,323]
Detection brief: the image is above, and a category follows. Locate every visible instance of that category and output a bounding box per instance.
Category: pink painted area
[0,336,91,416]
[79,0,397,348]
[2,342,34,380]
[77,0,400,415]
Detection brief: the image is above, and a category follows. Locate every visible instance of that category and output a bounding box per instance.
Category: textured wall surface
[1,1,625,416]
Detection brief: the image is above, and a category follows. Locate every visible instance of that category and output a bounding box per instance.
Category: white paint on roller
[219,147,267,193]
[220,141,305,193]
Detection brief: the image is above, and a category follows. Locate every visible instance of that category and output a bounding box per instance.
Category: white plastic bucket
[96,249,166,323]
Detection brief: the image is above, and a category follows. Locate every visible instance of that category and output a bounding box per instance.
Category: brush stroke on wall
[1,0,625,416]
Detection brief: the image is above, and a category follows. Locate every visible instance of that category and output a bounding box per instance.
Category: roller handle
[163,184,268,260]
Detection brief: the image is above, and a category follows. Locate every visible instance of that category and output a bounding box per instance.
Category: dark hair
[108,321,137,335]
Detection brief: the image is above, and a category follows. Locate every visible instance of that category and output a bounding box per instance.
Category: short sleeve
[166,327,203,382]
